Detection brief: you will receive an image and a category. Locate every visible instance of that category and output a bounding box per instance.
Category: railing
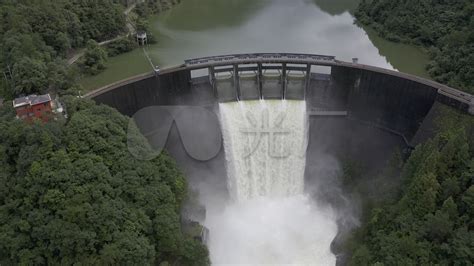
[184,53,336,68]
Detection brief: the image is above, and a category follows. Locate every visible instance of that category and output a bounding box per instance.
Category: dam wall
[85,53,473,148]
[329,66,438,141]
[89,70,208,116]
[84,54,473,266]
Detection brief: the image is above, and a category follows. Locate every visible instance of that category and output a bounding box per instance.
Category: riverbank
[355,0,474,93]
[78,1,181,93]
[360,25,430,78]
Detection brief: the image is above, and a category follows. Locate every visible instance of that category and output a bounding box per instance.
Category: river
[79,0,429,91]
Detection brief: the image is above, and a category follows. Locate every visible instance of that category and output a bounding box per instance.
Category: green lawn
[79,48,154,93]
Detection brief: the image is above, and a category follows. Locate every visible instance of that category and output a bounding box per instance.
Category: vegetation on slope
[0,1,209,264]
[0,0,126,98]
[81,40,109,76]
[0,98,209,265]
[347,107,474,265]
[356,0,474,93]
[342,2,474,262]
[0,0,181,99]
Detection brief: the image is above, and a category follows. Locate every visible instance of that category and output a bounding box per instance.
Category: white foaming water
[207,100,337,265]
[220,100,307,200]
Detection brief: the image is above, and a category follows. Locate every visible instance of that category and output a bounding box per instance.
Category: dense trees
[0,0,185,98]
[348,108,474,265]
[0,0,126,98]
[356,0,474,93]
[0,98,209,265]
[351,7,474,262]
[0,1,208,264]
[1,1,125,55]
[81,40,108,75]
[106,37,138,57]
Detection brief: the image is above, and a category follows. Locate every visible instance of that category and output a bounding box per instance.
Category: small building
[136,31,147,46]
[13,94,53,122]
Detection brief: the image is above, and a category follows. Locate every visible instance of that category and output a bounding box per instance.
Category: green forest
[356,0,474,93]
[0,0,126,99]
[0,0,209,264]
[0,97,209,265]
[346,107,474,265]
[0,0,179,100]
[352,1,474,263]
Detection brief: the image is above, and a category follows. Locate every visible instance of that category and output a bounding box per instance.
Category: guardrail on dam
[85,53,473,148]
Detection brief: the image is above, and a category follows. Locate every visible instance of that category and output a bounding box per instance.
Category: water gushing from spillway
[206,100,337,265]
[220,100,307,200]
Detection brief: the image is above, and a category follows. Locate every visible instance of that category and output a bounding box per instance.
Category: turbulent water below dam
[206,100,337,265]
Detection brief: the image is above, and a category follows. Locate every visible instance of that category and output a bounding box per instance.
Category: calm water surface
[80,0,429,91]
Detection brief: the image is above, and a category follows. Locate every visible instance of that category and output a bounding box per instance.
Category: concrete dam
[85,53,473,264]
[86,53,473,148]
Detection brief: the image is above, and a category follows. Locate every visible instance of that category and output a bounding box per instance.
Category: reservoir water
[80,0,429,91]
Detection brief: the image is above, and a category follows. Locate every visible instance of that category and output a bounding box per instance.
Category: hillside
[347,106,474,265]
[356,0,474,92]
[0,97,209,264]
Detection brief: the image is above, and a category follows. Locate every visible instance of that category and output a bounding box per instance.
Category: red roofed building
[13,94,53,122]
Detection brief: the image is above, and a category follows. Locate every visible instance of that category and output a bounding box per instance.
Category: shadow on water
[360,24,431,78]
